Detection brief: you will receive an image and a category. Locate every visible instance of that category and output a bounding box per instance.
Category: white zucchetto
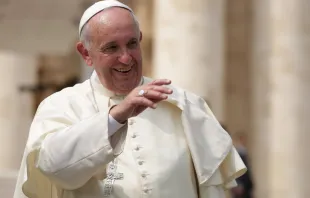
[79,0,133,36]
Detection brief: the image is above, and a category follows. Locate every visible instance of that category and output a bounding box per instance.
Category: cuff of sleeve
[108,114,125,137]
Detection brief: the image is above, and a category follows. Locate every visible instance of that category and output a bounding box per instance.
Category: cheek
[131,50,143,64]
[96,55,115,69]
[93,57,114,76]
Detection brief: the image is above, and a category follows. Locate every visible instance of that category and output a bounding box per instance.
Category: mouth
[113,65,133,73]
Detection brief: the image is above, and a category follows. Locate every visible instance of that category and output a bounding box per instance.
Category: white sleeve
[37,112,119,190]
[25,97,127,191]
[108,114,125,136]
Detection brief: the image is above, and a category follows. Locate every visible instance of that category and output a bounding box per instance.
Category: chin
[112,79,140,94]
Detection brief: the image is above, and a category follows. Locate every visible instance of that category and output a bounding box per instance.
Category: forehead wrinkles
[98,13,112,26]
[90,13,110,34]
[89,11,124,37]
[86,8,139,47]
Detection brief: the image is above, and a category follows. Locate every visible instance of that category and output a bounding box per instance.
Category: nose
[118,50,132,65]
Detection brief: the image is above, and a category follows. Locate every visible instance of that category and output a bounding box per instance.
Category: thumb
[133,106,147,116]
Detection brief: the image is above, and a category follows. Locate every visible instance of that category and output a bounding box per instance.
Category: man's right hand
[109,79,173,123]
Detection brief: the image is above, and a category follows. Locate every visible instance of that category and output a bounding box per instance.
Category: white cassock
[13,71,246,198]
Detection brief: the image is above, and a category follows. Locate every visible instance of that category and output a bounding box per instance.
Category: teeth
[115,66,132,72]
[117,68,130,72]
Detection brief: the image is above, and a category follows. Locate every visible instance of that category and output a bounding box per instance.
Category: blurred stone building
[0,0,309,197]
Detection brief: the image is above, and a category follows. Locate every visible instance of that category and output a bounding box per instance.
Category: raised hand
[109,79,173,123]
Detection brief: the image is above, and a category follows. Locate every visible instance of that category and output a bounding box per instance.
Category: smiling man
[14,1,246,198]
[77,5,143,96]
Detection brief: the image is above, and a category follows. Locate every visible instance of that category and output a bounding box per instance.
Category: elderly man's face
[78,8,143,95]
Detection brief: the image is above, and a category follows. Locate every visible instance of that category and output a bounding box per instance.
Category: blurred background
[0,0,309,197]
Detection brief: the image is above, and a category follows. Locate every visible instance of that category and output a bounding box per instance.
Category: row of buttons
[128,118,151,195]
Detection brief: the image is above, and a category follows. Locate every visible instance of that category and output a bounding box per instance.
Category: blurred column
[251,0,310,197]
[250,1,272,197]
[133,0,154,77]
[152,0,226,121]
[0,51,37,195]
[224,0,252,136]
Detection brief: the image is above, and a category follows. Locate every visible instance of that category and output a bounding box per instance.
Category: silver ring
[138,89,146,96]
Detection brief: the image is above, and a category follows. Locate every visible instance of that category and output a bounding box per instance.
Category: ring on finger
[138,89,148,96]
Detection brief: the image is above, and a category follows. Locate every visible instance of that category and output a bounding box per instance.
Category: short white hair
[80,9,140,50]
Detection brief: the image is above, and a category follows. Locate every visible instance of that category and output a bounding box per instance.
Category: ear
[139,31,143,42]
[76,42,92,66]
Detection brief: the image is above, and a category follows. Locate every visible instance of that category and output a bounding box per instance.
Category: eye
[127,40,138,49]
[102,45,118,53]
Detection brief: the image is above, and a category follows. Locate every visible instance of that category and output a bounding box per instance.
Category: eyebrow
[128,38,138,42]
[102,37,137,46]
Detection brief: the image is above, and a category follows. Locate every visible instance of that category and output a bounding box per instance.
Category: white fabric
[108,114,125,136]
[13,71,247,198]
[79,0,133,36]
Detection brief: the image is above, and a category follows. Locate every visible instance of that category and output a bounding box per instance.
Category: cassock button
[132,134,137,138]
[135,146,140,151]
[138,161,144,165]
[128,120,135,125]
[141,173,147,178]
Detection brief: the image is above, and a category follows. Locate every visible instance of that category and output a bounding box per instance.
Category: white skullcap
[79,0,133,36]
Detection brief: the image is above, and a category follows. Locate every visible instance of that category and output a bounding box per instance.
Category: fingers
[142,90,168,100]
[132,96,157,109]
[132,106,148,116]
[123,79,173,115]
[149,86,173,94]
[149,79,171,86]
